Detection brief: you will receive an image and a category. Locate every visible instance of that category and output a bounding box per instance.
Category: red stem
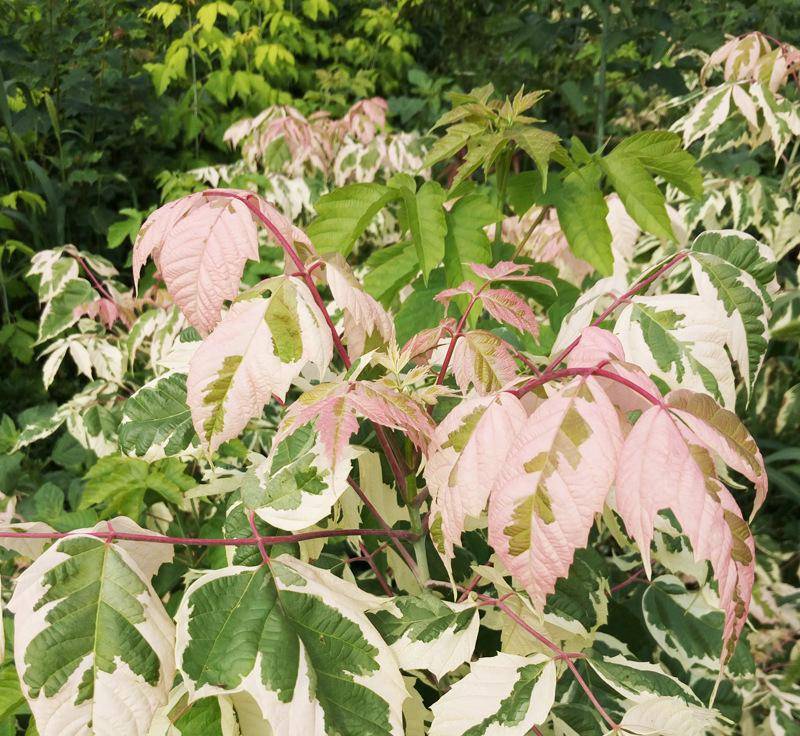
[359,542,394,597]
[513,365,663,406]
[435,286,486,385]
[348,478,419,577]
[544,251,688,373]
[249,511,270,564]
[0,526,418,547]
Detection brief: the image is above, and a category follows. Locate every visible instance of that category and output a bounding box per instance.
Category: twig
[0,526,419,547]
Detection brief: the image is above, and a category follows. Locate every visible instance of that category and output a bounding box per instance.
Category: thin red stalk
[359,542,394,597]
[610,567,645,595]
[249,511,270,564]
[513,365,663,406]
[493,599,618,730]
[544,251,688,373]
[71,252,116,303]
[348,478,420,578]
[457,574,481,603]
[427,579,618,730]
[0,527,418,547]
[435,286,485,385]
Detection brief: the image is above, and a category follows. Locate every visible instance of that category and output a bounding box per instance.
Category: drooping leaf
[119,372,198,461]
[615,403,756,658]
[175,556,406,736]
[428,653,556,736]
[551,166,613,276]
[186,276,332,451]
[442,192,496,303]
[425,393,527,557]
[8,519,174,736]
[488,378,623,607]
[368,594,480,680]
[393,180,447,283]
[324,254,395,357]
[687,230,775,399]
[666,389,768,514]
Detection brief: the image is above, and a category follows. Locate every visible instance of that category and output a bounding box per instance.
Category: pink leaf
[488,378,623,607]
[451,331,518,394]
[324,254,395,357]
[666,389,768,515]
[470,261,554,287]
[435,283,477,304]
[133,190,312,335]
[615,404,755,657]
[186,277,332,451]
[132,193,204,289]
[273,378,434,469]
[479,288,540,338]
[565,326,625,366]
[403,319,457,364]
[351,381,435,452]
[425,393,527,558]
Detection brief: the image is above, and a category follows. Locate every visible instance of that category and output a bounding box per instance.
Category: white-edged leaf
[8,519,175,736]
[368,594,480,680]
[175,555,406,736]
[429,653,556,736]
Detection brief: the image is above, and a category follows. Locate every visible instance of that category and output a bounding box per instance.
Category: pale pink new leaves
[133,190,311,335]
[615,403,755,655]
[488,378,623,608]
[425,393,527,558]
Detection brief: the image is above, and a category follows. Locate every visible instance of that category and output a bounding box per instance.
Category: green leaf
[119,372,198,461]
[8,526,174,736]
[81,455,190,517]
[423,122,483,168]
[509,125,561,191]
[395,271,446,344]
[601,154,674,241]
[364,242,419,306]
[176,556,405,735]
[307,184,400,255]
[443,192,497,320]
[551,167,613,275]
[609,131,702,198]
[393,180,447,283]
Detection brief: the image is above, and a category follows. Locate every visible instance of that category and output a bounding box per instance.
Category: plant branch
[0,526,419,547]
[544,251,689,373]
[512,364,663,406]
[427,580,618,730]
[348,478,420,579]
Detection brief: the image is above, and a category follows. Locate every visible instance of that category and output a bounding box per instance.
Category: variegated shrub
[1,82,795,736]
